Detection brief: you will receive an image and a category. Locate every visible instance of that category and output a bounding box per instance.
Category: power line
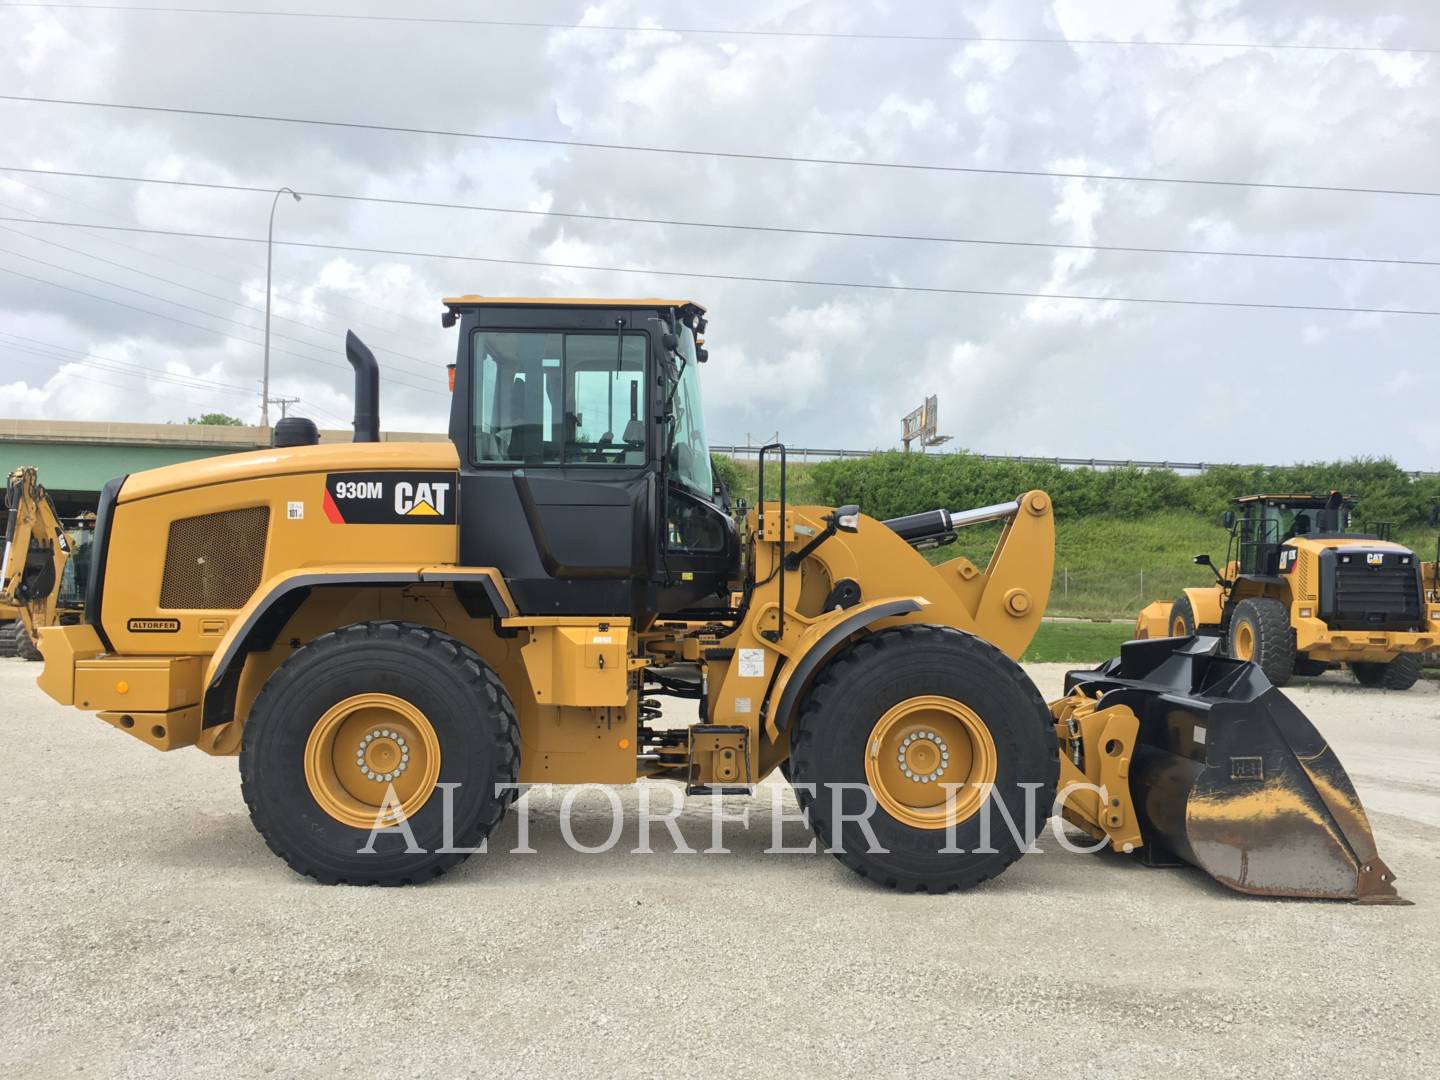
[0,242,382,361]
[4,94,1437,199]
[3,165,1434,269]
[0,172,432,336]
[0,220,442,369]
[1,3,1432,55]
[1,347,255,410]
[0,260,450,393]
[4,214,1438,318]
[0,338,262,408]
[0,328,258,394]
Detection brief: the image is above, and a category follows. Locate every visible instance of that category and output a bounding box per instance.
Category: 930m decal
[323,471,457,525]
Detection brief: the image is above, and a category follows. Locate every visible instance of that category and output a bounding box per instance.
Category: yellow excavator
[30,298,1404,901]
[2,466,91,660]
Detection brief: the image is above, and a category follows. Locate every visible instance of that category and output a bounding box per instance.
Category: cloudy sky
[2,0,1438,466]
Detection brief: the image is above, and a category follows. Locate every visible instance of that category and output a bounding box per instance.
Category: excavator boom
[3,466,83,657]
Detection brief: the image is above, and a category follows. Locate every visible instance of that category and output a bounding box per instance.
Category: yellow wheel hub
[303,692,442,829]
[1172,616,1188,636]
[1233,621,1255,661]
[865,695,998,830]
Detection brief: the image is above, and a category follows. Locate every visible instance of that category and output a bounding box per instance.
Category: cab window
[471,331,646,465]
[668,325,714,498]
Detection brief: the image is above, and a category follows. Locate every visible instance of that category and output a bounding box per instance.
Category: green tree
[186,412,245,426]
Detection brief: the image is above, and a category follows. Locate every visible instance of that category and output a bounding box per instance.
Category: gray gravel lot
[2,659,1436,1078]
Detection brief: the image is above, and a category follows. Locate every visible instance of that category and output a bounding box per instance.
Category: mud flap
[1064,636,1406,903]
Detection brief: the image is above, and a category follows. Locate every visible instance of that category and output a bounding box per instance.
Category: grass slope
[719,459,1439,620]
[1020,621,1134,664]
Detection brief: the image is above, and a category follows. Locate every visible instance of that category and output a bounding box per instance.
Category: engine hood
[117,441,459,503]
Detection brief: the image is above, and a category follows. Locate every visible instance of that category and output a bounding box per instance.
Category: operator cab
[1229,492,1356,576]
[443,297,737,620]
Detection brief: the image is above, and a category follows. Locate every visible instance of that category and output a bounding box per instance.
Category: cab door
[449,310,659,615]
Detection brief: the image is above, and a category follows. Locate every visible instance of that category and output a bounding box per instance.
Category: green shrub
[808,451,1438,528]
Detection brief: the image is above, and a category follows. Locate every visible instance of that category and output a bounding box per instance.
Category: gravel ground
[2,659,1436,1079]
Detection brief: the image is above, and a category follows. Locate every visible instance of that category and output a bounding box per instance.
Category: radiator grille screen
[159,506,269,609]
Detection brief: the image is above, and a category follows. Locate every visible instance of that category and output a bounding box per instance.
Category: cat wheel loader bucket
[1054,635,1406,903]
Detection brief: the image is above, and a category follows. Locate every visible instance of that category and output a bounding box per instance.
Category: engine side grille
[159,506,269,609]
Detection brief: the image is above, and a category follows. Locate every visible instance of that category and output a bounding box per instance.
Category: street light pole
[263,186,301,428]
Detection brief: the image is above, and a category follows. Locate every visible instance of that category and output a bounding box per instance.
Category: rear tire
[0,621,16,658]
[788,625,1058,893]
[240,621,520,885]
[1169,595,1197,637]
[1350,654,1421,691]
[1225,598,1295,687]
[1293,655,1330,677]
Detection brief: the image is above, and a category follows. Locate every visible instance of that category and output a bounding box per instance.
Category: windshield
[668,324,713,499]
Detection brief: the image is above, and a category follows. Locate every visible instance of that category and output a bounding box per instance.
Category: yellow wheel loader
[33,298,1403,900]
[2,467,92,660]
[1136,493,1438,690]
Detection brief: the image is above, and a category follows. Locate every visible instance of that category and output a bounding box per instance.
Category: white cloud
[0,0,1437,466]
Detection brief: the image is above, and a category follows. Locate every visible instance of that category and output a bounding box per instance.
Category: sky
[1,0,1438,467]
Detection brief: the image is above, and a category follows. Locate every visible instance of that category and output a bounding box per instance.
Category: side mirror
[696,346,709,363]
[1193,554,1213,567]
[1221,510,1235,530]
[832,505,861,533]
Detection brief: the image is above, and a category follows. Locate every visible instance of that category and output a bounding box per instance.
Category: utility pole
[269,396,300,420]
[263,186,302,427]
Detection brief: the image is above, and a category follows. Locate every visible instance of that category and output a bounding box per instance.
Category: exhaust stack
[345,330,380,443]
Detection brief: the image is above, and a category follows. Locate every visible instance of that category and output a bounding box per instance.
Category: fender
[763,597,924,739]
[201,565,514,727]
[1181,585,1226,629]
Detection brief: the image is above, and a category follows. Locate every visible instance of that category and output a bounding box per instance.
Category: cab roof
[1233,493,1356,509]
[443,295,705,313]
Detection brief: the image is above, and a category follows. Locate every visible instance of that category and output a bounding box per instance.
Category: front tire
[240,621,519,885]
[789,625,1058,893]
[1226,597,1295,687]
[1350,654,1421,691]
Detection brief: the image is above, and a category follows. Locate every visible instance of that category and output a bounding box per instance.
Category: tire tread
[239,620,519,886]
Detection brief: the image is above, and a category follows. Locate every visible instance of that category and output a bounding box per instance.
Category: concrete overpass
[0,419,446,516]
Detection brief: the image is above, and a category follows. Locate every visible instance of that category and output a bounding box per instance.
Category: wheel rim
[1171,615,1188,636]
[864,695,998,830]
[1233,621,1256,661]
[303,693,442,829]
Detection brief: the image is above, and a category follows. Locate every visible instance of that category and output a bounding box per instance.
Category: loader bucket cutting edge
[1064,636,1408,904]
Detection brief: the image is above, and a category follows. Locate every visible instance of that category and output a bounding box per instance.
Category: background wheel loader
[31,299,1403,901]
[1135,493,1438,689]
[2,466,92,660]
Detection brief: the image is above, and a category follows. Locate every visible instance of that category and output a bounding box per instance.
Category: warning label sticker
[738,648,765,678]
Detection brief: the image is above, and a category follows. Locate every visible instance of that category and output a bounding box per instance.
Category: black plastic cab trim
[85,475,126,651]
